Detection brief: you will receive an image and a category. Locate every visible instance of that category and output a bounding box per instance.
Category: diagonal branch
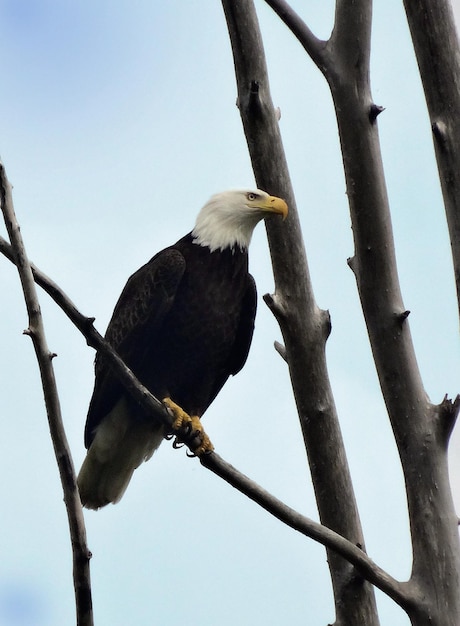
[262,0,373,86]
[0,232,415,611]
[262,0,329,70]
[0,162,94,626]
[202,452,413,610]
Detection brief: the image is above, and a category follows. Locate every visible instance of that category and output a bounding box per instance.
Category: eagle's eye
[246,192,257,201]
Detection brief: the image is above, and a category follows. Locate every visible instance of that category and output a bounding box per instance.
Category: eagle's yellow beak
[254,195,288,221]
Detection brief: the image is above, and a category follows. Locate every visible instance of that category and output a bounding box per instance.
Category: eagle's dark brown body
[84,233,257,449]
[85,234,256,447]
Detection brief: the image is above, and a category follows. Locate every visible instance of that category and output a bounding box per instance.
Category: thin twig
[0,163,93,626]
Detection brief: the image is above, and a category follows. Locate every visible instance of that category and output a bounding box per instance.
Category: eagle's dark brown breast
[84,233,256,447]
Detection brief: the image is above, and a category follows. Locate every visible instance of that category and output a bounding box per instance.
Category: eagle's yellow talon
[193,433,214,456]
[163,397,190,431]
[189,415,214,455]
[163,397,214,456]
[189,415,202,437]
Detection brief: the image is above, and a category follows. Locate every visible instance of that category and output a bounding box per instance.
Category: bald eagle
[77,189,288,509]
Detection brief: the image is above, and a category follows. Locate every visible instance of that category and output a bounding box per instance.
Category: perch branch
[201,452,413,609]
[0,162,93,626]
[0,232,416,611]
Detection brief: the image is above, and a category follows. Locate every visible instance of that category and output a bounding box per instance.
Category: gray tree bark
[403,0,460,322]
[221,2,380,625]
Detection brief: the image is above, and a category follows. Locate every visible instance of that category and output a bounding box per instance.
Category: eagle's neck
[191,204,261,253]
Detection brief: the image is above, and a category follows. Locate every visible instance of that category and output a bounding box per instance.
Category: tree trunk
[221,2,380,624]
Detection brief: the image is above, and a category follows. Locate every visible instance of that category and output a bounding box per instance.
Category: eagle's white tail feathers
[77,398,164,510]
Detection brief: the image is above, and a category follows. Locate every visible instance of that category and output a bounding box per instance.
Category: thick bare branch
[402,0,460,323]
[0,163,94,626]
[331,0,372,70]
[221,1,381,624]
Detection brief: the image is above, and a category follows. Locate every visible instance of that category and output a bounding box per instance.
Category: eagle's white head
[192,189,288,252]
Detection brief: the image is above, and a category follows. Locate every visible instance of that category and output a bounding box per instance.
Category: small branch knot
[247,80,264,117]
[396,310,411,325]
[250,79,260,95]
[369,103,385,123]
[322,309,332,339]
[432,120,447,146]
[274,340,287,362]
[84,317,97,347]
[347,255,358,276]
[263,292,286,321]
[437,393,460,444]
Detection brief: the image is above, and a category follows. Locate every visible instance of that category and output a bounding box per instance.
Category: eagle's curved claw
[163,397,214,456]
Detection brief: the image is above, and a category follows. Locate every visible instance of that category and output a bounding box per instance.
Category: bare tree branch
[261,0,329,70]
[221,1,381,623]
[0,163,94,626]
[331,0,372,66]
[0,232,417,612]
[201,453,414,611]
[402,0,460,323]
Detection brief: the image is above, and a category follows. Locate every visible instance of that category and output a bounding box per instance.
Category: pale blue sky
[1,2,459,625]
